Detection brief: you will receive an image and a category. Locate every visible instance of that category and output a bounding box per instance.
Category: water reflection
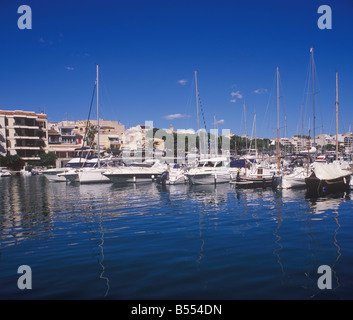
[0,176,53,248]
[306,194,347,216]
[273,192,285,282]
[1,176,352,299]
[304,194,347,298]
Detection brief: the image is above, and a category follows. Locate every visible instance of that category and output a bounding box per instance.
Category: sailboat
[59,65,112,183]
[281,48,320,189]
[233,68,282,188]
[305,71,352,195]
[183,71,231,184]
[43,156,99,182]
[281,133,312,189]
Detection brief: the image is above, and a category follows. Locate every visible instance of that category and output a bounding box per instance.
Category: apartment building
[344,132,353,154]
[289,136,314,153]
[75,119,125,150]
[0,109,48,161]
[48,121,83,167]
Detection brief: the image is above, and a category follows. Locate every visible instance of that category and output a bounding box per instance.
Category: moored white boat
[56,157,115,183]
[280,167,310,189]
[102,159,168,184]
[20,166,31,176]
[231,164,281,188]
[167,165,188,185]
[42,157,98,182]
[0,167,11,177]
[156,163,189,185]
[42,168,68,182]
[186,157,230,185]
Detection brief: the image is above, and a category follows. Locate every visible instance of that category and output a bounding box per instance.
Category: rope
[198,93,207,132]
[80,82,97,164]
[197,91,210,150]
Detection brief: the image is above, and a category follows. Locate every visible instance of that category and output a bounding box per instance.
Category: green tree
[0,154,24,170]
[40,152,57,167]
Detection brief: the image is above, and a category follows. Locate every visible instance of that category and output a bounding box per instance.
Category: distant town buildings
[47,119,125,167]
[47,121,83,167]
[1,108,352,167]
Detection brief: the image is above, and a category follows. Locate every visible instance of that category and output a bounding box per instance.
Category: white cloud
[65,66,75,71]
[39,37,53,45]
[177,129,195,134]
[213,119,225,125]
[253,88,268,94]
[163,113,191,120]
[177,79,188,86]
[231,91,243,99]
[229,99,237,103]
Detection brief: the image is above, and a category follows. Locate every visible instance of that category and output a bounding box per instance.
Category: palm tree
[85,124,97,147]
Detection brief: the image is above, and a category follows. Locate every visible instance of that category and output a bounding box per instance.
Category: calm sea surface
[0,175,352,300]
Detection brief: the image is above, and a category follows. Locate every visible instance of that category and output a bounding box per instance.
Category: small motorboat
[305,161,352,196]
[0,167,11,177]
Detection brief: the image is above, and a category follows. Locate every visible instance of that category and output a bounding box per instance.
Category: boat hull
[0,172,11,177]
[234,176,279,189]
[167,176,187,185]
[43,169,67,182]
[305,174,351,196]
[77,169,111,183]
[103,173,161,184]
[57,170,79,183]
[281,177,306,189]
[187,172,230,185]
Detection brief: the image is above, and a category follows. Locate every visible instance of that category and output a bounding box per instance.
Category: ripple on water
[0,176,352,299]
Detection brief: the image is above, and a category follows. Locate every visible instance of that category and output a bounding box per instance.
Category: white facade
[0,110,48,161]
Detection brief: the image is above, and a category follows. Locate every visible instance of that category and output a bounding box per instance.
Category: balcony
[60,132,76,136]
[21,156,41,161]
[13,146,41,150]
[7,124,39,130]
[14,136,40,140]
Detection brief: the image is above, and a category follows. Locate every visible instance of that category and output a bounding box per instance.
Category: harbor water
[0,175,353,300]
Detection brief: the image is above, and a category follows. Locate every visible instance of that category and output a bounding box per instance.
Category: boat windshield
[65,162,83,168]
[128,163,153,168]
[198,161,216,167]
[65,161,96,168]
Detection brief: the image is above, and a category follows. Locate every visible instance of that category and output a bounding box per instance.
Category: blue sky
[0,0,352,139]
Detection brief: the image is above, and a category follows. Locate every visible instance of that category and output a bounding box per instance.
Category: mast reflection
[305,194,346,297]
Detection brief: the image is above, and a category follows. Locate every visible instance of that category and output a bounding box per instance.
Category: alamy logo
[317,5,332,30]
[17,5,32,30]
[317,265,332,290]
[17,265,32,290]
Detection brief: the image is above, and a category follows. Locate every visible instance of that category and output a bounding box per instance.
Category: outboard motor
[156,171,169,185]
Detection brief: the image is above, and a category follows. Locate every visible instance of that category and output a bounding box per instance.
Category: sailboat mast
[296,124,299,154]
[307,129,310,176]
[311,47,316,146]
[243,101,247,152]
[336,70,339,161]
[254,112,257,157]
[214,114,217,156]
[194,70,200,158]
[194,70,200,132]
[97,64,100,167]
[276,66,280,170]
